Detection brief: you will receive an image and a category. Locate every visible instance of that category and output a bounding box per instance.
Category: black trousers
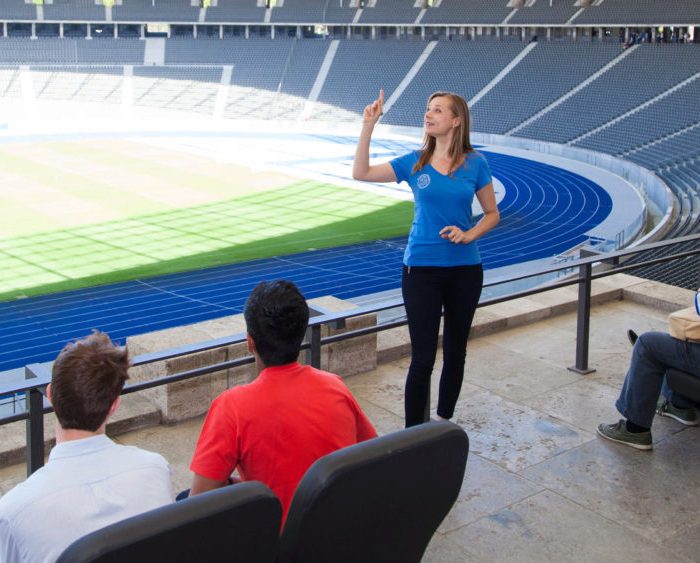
[401,264,483,427]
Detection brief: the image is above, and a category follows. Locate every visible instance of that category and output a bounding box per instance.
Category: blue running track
[0,148,612,373]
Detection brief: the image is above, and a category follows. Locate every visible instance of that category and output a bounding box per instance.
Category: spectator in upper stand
[0,331,173,563]
[186,280,377,524]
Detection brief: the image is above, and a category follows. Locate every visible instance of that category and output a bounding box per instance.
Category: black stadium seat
[667,367,700,404]
[56,481,281,563]
[279,420,469,563]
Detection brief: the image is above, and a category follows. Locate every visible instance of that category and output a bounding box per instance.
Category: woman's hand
[362,88,384,126]
[440,226,473,244]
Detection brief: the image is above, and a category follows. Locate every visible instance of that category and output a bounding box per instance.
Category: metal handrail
[3,233,699,475]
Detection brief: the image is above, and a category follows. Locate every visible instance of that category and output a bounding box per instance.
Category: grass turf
[0,180,412,302]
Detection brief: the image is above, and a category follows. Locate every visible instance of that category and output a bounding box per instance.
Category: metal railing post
[25,387,45,476]
[310,324,322,368]
[569,262,595,374]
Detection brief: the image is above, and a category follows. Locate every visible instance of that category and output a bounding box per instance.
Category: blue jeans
[616,331,700,428]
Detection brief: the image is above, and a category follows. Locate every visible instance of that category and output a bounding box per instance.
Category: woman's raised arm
[352,89,396,183]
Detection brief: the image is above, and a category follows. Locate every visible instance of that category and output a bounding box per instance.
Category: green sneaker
[597,420,652,451]
[656,399,699,426]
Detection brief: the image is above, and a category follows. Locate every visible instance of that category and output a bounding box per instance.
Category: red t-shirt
[190,362,377,522]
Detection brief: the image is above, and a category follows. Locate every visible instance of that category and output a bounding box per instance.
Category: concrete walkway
[0,276,698,562]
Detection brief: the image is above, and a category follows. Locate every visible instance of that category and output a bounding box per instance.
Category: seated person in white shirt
[0,330,173,563]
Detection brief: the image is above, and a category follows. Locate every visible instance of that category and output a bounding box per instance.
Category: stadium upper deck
[0,0,698,27]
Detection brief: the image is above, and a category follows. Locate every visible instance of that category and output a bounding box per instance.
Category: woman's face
[424,96,459,138]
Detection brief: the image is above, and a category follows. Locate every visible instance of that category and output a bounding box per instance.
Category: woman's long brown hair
[413,91,474,175]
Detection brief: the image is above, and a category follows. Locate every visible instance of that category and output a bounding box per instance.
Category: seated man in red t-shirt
[187,279,377,522]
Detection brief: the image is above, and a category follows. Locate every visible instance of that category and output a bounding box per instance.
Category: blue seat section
[0,38,79,63]
[31,66,124,103]
[43,0,105,22]
[358,0,420,25]
[383,41,526,128]
[516,45,700,144]
[321,1,356,24]
[625,126,700,169]
[76,39,145,63]
[317,40,426,120]
[0,67,21,99]
[0,38,144,64]
[509,0,579,25]
[574,0,700,25]
[133,65,223,83]
[473,42,621,134]
[0,0,36,20]
[157,38,323,120]
[113,0,200,22]
[133,66,222,114]
[0,148,611,373]
[204,0,266,23]
[420,0,512,25]
[575,78,700,156]
[165,37,232,64]
[270,0,325,24]
[278,40,330,98]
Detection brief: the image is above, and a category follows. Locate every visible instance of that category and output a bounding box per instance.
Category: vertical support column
[311,325,322,369]
[307,324,322,369]
[569,262,595,374]
[25,388,45,476]
[59,22,64,39]
[31,22,37,39]
[219,25,223,39]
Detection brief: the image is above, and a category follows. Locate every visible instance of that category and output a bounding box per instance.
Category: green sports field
[0,139,412,302]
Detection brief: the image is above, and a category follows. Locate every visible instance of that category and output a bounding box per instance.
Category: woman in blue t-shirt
[353,89,499,427]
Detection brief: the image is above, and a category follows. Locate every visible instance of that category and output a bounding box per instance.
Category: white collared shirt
[0,434,172,563]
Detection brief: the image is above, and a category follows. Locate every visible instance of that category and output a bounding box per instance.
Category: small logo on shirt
[417,174,431,189]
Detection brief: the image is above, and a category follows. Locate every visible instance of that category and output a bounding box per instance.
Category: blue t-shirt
[390,150,492,267]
